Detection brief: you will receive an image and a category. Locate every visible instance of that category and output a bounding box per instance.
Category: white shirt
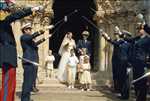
[45,55,55,69]
[67,55,79,67]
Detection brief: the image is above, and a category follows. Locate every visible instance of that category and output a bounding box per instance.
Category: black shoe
[111,89,120,93]
[148,91,150,95]
[117,96,129,100]
[35,88,39,92]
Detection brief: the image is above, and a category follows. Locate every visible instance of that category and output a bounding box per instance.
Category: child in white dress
[80,55,92,91]
[45,50,55,78]
[78,48,87,84]
[66,49,79,88]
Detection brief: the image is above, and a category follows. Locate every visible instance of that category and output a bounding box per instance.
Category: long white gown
[57,36,76,82]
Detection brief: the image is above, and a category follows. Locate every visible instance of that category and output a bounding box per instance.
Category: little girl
[66,49,79,89]
[78,48,87,84]
[80,55,92,91]
[45,50,55,78]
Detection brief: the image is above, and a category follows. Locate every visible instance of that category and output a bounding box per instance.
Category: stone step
[16,69,101,88]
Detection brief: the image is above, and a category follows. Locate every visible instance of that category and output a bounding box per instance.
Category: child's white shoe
[71,85,74,89]
[68,86,71,89]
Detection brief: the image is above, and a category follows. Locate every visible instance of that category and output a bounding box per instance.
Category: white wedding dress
[57,36,76,82]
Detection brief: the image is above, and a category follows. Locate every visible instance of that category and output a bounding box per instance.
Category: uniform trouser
[148,77,150,94]
[32,66,38,88]
[1,64,16,101]
[120,75,130,98]
[21,64,35,101]
[132,61,147,101]
[112,60,120,92]
[118,62,130,99]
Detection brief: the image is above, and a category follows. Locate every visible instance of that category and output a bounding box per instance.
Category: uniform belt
[1,42,16,46]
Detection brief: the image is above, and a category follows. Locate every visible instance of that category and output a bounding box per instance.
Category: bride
[57,32,76,82]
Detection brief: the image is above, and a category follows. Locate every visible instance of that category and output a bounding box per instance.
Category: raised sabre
[132,72,150,84]
[18,56,40,66]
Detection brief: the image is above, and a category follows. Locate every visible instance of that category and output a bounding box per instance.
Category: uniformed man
[0,1,43,101]
[102,28,132,99]
[128,26,150,101]
[101,29,124,93]
[20,23,49,101]
[118,31,132,99]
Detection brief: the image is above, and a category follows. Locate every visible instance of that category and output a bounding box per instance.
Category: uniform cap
[21,23,32,30]
[0,0,15,11]
[122,30,132,37]
[0,1,8,10]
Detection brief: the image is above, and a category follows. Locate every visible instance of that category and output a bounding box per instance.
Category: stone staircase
[16,69,65,88]
[16,68,101,89]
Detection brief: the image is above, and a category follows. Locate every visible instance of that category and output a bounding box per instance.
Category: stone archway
[50,0,99,71]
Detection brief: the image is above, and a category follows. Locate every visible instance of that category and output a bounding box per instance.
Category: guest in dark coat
[77,31,91,56]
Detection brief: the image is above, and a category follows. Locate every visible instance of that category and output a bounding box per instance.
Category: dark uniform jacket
[128,35,150,68]
[143,24,150,66]
[0,8,33,67]
[144,24,150,34]
[103,35,130,79]
[20,32,45,65]
[105,38,126,61]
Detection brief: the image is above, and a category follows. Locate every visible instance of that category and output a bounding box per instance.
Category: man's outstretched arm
[6,6,43,23]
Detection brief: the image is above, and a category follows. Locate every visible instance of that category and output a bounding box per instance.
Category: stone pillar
[144,0,150,25]
[93,23,113,86]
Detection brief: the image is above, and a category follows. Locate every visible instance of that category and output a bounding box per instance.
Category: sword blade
[132,72,150,84]
[18,56,40,66]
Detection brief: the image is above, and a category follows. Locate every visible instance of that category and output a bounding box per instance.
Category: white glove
[99,29,103,33]
[45,25,54,30]
[114,26,122,35]
[102,32,110,40]
[64,16,68,22]
[115,26,120,31]
[127,68,131,74]
[44,34,52,40]
[32,6,44,12]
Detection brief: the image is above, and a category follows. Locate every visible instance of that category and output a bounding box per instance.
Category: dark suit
[20,32,45,101]
[77,39,91,56]
[0,8,33,101]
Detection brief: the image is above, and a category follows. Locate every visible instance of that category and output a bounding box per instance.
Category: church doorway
[50,0,99,71]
